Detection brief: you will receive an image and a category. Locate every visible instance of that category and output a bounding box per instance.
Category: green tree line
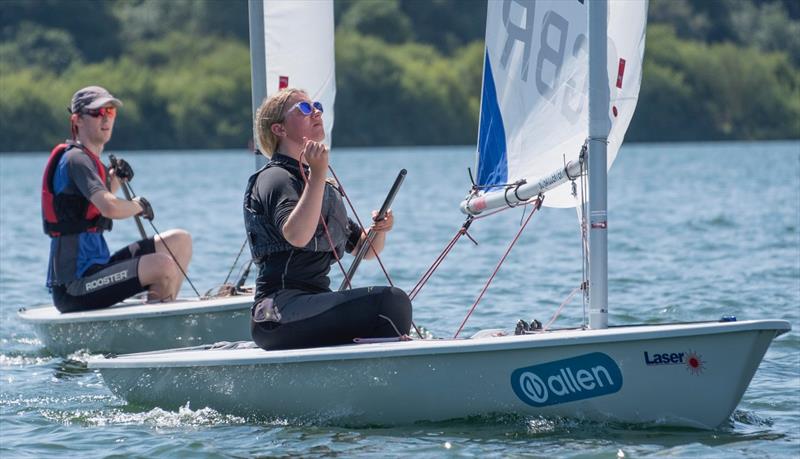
[1,0,797,152]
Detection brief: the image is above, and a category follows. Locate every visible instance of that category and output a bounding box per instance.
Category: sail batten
[463,0,647,214]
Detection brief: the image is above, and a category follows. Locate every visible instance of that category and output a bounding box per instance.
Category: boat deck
[17,295,254,324]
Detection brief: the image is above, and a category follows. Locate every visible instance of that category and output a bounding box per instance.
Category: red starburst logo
[685,350,705,375]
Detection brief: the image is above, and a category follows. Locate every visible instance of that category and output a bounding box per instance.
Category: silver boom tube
[459,159,583,216]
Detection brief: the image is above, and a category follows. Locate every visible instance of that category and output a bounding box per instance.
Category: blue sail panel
[466,0,647,210]
[476,51,508,188]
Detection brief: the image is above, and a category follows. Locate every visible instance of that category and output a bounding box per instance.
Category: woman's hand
[301,137,328,176]
[357,209,393,259]
[370,209,393,233]
[283,137,328,247]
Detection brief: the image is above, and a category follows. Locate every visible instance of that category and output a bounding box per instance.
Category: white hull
[18,295,253,356]
[89,319,790,428]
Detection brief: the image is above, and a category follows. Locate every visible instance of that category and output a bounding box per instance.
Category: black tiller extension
[338,169,406,291]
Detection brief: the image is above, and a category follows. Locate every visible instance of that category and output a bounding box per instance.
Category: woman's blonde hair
[254,87,305,157]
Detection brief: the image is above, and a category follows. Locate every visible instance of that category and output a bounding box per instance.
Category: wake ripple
[41,402,251,428]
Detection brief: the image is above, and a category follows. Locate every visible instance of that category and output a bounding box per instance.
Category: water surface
[1,142,798,457]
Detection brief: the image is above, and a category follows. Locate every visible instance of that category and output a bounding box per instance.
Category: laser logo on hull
[643,349,706,375]
[511,353,623,407]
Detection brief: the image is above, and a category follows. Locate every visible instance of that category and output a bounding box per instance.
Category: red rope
[327,166,425,338]
[406,196,539,302]
[408,222,470,301]
[453,198,542,339]
[326,165,395,287]
[299,155,422,338]
[543,283,582,332]
[297,153,350,288]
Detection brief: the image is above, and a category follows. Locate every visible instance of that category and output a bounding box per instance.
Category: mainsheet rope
[298,157,575,340]
[222,238,248,286]
[400,185,546,338]
[296,151,352,288]
[452,196,543,338]
[407,194,538,303]
[297,153,422,338]
[125,181,202,299]
[378,146,589,338]
[325,165,395,287]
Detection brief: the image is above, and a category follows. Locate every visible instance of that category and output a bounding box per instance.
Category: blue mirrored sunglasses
[288,100,323,116]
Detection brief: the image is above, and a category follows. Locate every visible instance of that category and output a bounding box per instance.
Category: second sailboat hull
[18,295,253,356]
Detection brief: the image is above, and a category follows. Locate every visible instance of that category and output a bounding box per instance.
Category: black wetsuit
[244,153,411,350]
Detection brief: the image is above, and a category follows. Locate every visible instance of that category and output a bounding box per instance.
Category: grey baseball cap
[69,86,122,114]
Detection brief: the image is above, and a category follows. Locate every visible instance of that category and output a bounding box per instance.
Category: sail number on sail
[498,0,591,124]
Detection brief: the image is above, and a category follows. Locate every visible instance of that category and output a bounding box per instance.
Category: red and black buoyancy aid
[42,141,113,237]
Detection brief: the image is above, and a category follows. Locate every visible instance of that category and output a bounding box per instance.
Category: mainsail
[251,0,336,147]
[466,0,647,211]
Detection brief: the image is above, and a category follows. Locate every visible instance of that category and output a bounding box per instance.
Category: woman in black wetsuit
[244,88,412,350]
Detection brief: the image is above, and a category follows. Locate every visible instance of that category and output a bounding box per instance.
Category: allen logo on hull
[511,352,623,407]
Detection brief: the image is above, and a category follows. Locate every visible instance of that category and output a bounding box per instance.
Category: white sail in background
[473,0,647,209]
[261,0,336,145]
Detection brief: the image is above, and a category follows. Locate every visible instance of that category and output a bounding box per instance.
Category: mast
[248,0,267,169]
[588,0,610,329]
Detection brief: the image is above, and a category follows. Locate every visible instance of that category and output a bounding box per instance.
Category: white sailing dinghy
[18,296,253,356]
[18,0,338,357]
[89,0,790,428]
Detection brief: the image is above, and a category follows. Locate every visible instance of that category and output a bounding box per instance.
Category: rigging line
[501,180,529,209]
[378,314,403,337]
[470,196,538,222]
[471,178,529,191]
[407,221,469,301]
[519,200,529,226]
[326,165,395,287]
[234,260,252,290]
[319,210,351,286]
[453,197,543,339]
[296,152,352,290]
[407,192,538,303]
[542,283,582,332]
[570,167,586,327]
[222,238,248,286]
[125,182,202,299]
[146,219,201,298]
[325,164,422,339]
[407,233,460,300]
[571,140,590,327]
[579,153,589,327]
[234,258,249,279]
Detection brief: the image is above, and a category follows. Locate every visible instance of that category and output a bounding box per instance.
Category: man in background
[42,85,192,312]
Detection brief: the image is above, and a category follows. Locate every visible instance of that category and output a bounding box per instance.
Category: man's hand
[112,158,134,182]
[133,196,154,220]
